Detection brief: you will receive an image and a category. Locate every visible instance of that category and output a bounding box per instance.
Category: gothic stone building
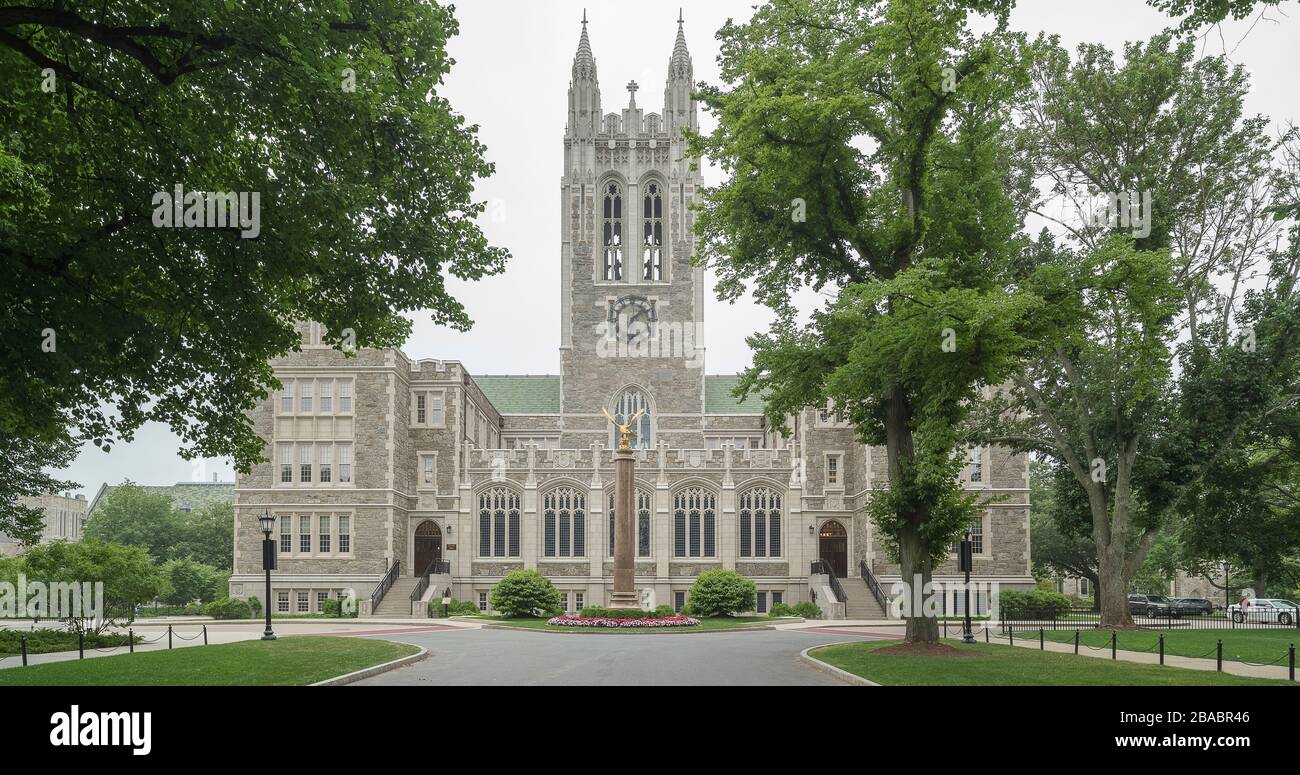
[228,17,1033,618]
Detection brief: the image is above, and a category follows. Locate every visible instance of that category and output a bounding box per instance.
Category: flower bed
[545,615,701,628]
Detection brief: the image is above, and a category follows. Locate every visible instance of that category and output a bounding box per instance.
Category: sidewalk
[952,630,1296,682]
[0,618,480,670]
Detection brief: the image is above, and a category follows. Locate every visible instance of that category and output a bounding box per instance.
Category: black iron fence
[0,624,208,668]
[1001,607,1300,633]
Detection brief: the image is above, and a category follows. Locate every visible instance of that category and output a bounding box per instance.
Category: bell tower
[558,13,707,449]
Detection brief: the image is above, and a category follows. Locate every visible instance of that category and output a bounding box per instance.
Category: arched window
[478,487,521,558]
[642,181,663,281]
[739,486,783,558]
[543,486,586,558]
[608,488,652,557]
[612,388,652,449]
[602,182,623,281]
[673,487,717,558]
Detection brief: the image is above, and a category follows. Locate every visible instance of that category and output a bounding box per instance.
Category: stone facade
[0,492,88,556]
[228,15,1033,617]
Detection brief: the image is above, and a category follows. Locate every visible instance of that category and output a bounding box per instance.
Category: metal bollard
[20,636,27,667]
[1111,631,1117,660]
[168,624,173,650]
[1159,633,1165,665]
[1040,627,1044,650]
[1074,629,1080,655]
[203,625,208,645]
[984,626,989,643]
[1289,644,1295,682]
[129,628,134,654]
[1009,628,1014,646]
[78,631,84,660]
[1217,639,1223,672]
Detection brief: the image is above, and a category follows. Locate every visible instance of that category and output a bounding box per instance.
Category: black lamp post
[259,510,277,641]
[959,530,976,644]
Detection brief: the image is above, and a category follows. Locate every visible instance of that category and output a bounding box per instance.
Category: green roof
[88,482,234,516]
[705,375,766,415]
[475,376,561,414]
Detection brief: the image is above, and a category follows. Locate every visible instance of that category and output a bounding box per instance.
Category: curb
[310,646,430,686]
[799,643,879,686]
[481,623,777,635]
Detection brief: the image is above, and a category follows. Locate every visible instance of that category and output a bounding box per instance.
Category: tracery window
[607,489,652,557]
[642,181,663,281]
[602,182,624,280]
[739,487,783,558]
[673,487,717,558]
[478,487,521,558]
[543,487,587,558]
[612,388,651,449]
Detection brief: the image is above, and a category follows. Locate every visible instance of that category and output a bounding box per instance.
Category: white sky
[56,0,1299,496]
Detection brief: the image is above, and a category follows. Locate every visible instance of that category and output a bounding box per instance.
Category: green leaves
[0,1,509,476]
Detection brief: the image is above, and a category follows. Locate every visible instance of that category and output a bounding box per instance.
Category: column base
[608,591,641,609]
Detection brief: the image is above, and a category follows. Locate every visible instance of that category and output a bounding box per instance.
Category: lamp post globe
[259,509,277,641]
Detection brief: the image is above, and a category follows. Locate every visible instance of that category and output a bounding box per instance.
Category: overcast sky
[55,0,1299,496]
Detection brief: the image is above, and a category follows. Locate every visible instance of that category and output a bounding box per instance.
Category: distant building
[86,475,235,518]
[0,492,88,556]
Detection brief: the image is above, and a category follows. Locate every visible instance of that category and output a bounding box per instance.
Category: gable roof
[704,375,766,415]
[87,481,235,516]
[474,375,562,415]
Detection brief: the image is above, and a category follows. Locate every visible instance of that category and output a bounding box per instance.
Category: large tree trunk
[1097,540,1135,627]
[1251,568,1268,598]
[899,518,939,643]
[883,385,939,644]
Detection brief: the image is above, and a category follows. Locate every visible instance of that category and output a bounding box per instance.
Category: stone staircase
[838,576,888,620]
[372,576,422,618]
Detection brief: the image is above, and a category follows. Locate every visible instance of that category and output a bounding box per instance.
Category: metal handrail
[410,559,452,602]
[811,558,847,604]
[858,559,890,612]
[371,559,401,610]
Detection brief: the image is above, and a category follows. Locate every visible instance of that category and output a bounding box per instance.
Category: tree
[82,483,177,562]
[172,501,234,569]
[693,0,1038,643]
[0,433,77,547]
[159,557,224,605]
[1028,460,1099,607]
[1148,0,1297,32]
[0,1,510,500]
[972,33,1297,627]
[685,569,757,617]
[21,540,168,633]
[489,569,562,618]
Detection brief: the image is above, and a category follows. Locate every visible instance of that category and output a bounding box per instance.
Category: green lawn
[811,640,1295,686]
[0,636,418,686]
[472,615,788,632]
[1040,628,1299,666]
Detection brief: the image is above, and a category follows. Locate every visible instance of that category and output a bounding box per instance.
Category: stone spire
[663,10,697,135]
[567,10,601,139]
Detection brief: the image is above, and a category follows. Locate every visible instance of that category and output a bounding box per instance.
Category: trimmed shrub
[203,597,252,620]
[686,569,756,617]
[769,600,823,619]
[247,596,262,618]
[429,598,479,617]
[998,589,1071,619]
[490,569,563,618]
[791,601,822,619]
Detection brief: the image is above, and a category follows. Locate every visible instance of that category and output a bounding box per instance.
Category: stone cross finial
[626,80,638,108]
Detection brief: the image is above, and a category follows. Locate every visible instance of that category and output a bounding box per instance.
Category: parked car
[1171,597,1215,616]
[1228,599,1299,625]
[1128,594,1178,618]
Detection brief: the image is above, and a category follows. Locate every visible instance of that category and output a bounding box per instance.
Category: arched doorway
[818,520,848,578]
[413,521,442,574]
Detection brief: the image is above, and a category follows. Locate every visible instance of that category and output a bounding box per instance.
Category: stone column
[610,446,639,608]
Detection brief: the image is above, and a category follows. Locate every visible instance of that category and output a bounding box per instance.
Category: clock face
[609,294,656,344]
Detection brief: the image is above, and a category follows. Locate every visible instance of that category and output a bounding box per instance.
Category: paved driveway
[354,626,891,686]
